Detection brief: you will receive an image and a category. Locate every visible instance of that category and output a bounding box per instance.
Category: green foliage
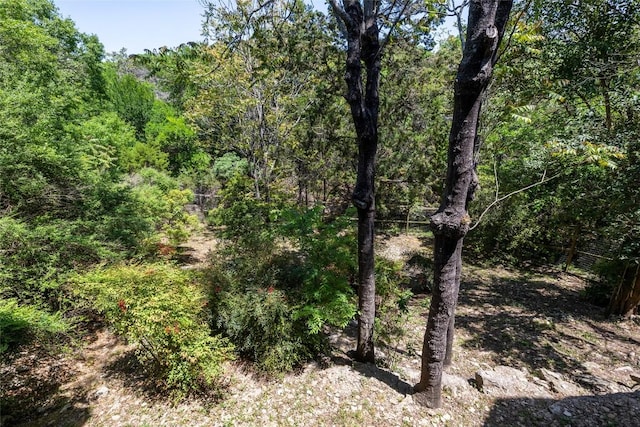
[211,153,248,181]
[71,112,138,176]
[208,205,357,373]
[0,216,123,308]
[211,281,313,373]
[279,207,358,332]
[208,173,278,255]
[120,140,170,172]
[132,168,201,249]
[377,38,456,214]
[467,0,640,268]
[104,66,155,138]
[467,191,566,263]
[374,258,413,354]
[0,298,68,353]
[72,263,233,395]
[145,102,210,175]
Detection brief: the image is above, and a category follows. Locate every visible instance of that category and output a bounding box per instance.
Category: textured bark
[330,0,381,363]
[444,247,462,367]
[607,263,640,318]
[414,0,513,408]
[357,207,376,360]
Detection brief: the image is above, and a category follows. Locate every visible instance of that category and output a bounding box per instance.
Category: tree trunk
[600,77,612,132]
[444,244,462,367]
[414,0,513,408]
[564,225,580,272]
[357,206,376,360]
[607,262,640,318]
[332,0,381,363]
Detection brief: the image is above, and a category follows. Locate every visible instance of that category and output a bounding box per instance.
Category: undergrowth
[72,263,233,397]
[207,179,358,372]
[0,299,69,353]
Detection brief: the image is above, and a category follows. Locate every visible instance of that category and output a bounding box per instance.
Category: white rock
[95,386,109,397]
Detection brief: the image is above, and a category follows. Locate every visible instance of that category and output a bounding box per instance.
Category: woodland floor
[2,232,640,426]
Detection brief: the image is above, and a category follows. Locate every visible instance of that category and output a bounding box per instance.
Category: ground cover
[2,233,639,427]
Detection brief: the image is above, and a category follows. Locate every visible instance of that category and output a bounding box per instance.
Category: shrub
[584,258,629,307]
[72,263,233,396]
[0,299,69,353]
[0,217,121,308]
[374,258,412,359]
[208,173,277,257]
[131,168,201,249]
[207,206,357,373]
[211,153,248,182]
[211,282,314,373]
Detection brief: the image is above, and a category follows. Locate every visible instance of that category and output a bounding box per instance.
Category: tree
[377,36,460,219]
[414,0,513,408]
[465,0,640,315]
[327,0,382,363]
[328,0,443,363]
[194,2,342,202]
[104,66,155,139]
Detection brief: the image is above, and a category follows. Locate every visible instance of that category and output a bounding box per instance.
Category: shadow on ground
[332,354,414,396]
[483,390,640,427]
[455,268,637,392]
[0,347,90,427]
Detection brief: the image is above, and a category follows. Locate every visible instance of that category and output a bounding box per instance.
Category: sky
[56,1,209,54]
[55,1,458,55]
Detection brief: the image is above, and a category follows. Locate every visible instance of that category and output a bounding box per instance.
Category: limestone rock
[475,365,552,398]
[442,372,472,396]
[539,368,583,396]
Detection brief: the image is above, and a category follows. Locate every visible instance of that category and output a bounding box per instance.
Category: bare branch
[379,0,412,52]
[328,0,353,27]
[469,170,561,231]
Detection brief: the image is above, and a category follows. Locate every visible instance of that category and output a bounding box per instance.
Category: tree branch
[328,0,353,27]
[495,0,532,64]
[379,0,412,52]
[469,170,561,231]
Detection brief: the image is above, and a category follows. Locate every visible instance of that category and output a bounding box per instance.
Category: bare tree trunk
[444,246,462,367]
[564,225,580,272]
[414,0,513,408]
[357,206,376,359]
[330,0,381,363]
[607,262,640,318]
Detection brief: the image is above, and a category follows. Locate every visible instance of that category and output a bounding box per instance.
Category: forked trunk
[330,0,381,363]
[414,0,513,408]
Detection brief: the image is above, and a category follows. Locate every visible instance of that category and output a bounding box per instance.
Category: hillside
[2,233,639,427]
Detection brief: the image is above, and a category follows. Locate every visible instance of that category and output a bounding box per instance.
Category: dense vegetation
[1,0,638,401]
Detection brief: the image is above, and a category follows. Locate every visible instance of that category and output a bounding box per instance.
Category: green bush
[208,173,277,257]
[583,258,628,307]
[466,191,566,263]
[131,168,201,250]
[0,217,122,308]
[211,153,248,182]
[72,263,233,396]
[207,205,357,373]
[211,281,313,373]
[0,299,68,353]
[374,258,412,358]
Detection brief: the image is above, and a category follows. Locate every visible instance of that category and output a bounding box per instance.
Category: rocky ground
[2,233,639,426]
